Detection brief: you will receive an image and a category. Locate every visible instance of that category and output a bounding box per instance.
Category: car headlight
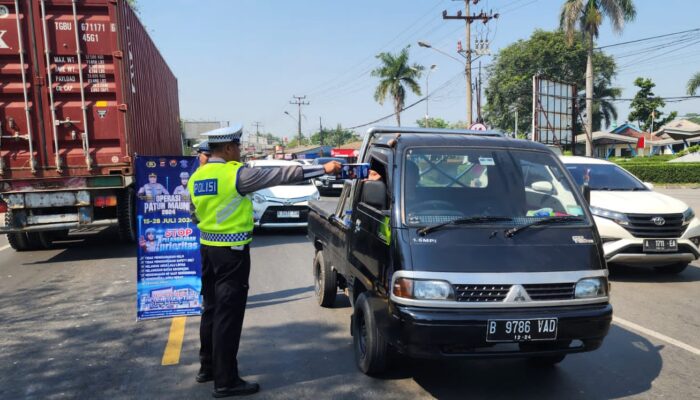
[575,278,607,299]
[683,208,695,225]
[393,278,454,300]
[251,193,266,204]
[590,206,629,226]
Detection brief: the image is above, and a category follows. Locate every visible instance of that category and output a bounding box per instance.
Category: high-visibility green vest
[188,161,254,246]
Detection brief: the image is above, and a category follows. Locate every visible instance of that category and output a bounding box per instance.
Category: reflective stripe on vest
[188,161,254,246]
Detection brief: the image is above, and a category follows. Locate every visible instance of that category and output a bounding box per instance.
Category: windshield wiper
[417,216,513,236]
[504,216,585,238]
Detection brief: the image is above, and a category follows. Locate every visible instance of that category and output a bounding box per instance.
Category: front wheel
[352,293,388,375]
[313,251,336,307]
[654,263,688,274]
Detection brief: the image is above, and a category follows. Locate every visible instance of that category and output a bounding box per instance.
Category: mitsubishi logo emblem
[504,285,531,303]
[651,216,666,226]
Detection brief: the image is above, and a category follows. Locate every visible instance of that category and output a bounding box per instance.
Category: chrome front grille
[624,213,686,238]
[453,283,575,302]
[522,283,575,301]
[454,284,510,302]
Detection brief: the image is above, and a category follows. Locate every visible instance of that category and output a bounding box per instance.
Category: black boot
[196,367,214,383]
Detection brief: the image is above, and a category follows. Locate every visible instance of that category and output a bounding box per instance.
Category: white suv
[247,160,321,228]
[561,156,700,274]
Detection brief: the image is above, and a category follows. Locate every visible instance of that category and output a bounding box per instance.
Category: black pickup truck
[307,127,612,375]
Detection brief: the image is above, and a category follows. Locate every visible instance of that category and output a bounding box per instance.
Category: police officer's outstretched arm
[236,161,342,195]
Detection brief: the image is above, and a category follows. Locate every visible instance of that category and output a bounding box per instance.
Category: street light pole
[425,64,437,127]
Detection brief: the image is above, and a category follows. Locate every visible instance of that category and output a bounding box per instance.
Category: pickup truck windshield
[403,148,588,227]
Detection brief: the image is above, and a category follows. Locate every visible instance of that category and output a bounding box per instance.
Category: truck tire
[117,187,137,243]
[352,293,388,375]
[313,251,337,307]
[5,211,30,252]
[654,263,688,274]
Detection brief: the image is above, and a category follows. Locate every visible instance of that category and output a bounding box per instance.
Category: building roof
[611,123,642,135]
[284,145,327,154]
[653,119,700,138]
[575,131,638,144]
[336,141,363,150]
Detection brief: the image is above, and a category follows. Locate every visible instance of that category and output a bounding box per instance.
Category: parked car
[247,160,321,228]
[311,157,347,196]
[308,127,612,375]
[561,156,700,274]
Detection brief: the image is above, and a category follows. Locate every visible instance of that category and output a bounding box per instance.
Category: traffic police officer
[188,124,340,397]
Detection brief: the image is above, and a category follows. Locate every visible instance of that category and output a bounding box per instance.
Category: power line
[595,27,700,50]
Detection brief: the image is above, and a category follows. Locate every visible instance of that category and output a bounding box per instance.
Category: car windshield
[313,157,346,165]
[565,163,647,191]
[256,166,312,185]
[403,148,588,226]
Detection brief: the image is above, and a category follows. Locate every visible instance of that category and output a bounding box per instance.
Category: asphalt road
[1,189,699,399]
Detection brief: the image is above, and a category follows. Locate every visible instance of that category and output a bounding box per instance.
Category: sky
[137,0,700,141]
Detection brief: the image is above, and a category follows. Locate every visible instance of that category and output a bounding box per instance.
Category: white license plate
[277,211,300,219]
[643,239,678,252]
[332,184,343,189]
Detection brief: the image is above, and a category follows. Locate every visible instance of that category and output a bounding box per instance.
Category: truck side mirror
[361,180,388,210]
[582,184,591,204]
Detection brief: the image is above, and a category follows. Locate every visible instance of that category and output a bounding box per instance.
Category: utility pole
[319,116,324,145]
[251,121,263,144]
[290,95,309,145]
[443,1,498,126]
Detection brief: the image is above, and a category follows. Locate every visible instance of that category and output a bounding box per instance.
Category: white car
[561,156,700,274]
[247,159,321,228]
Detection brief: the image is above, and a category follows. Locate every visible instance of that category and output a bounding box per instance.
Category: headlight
[575,278,607,299]
[5,193,25,208]
[76,190,91,206]
[393,278,454,300]
[590,206,629,226]
[683,208,695,225]
[251,193,266,204]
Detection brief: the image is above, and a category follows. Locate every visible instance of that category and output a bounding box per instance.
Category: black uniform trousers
[199,244,251,388]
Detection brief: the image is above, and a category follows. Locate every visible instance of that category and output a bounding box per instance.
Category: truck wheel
[117,187,137,243]
[5,211,30,251]
[654,263,688,274]
[313,251,337,307]
[352,293,388,375]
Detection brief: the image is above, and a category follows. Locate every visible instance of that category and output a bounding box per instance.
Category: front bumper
[595,216,700,267]
[253,201,310,228]
[382,302,612,359]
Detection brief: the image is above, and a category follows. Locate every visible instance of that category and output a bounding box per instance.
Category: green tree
[688,72,700,95]
[560,0,636,156]
[484,30,619,135]
[628,77,677,132]
[310,125,359,147]
[371,46,423,126]
[416,117,449,128]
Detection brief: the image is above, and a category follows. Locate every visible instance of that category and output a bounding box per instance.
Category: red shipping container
[0,0,181,250]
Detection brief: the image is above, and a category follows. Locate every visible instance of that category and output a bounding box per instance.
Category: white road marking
[0,244,11,252]
[613,316,700,356]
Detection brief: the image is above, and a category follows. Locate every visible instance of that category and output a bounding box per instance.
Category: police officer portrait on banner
[187,124,341,398]
[138,172,169,200]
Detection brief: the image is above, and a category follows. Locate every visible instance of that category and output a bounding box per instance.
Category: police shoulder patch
[193,179,218,196]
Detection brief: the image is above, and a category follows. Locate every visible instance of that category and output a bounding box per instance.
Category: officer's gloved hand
[323,161,342,175]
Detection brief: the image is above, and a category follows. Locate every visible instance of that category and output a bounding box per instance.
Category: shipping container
[0,0,181,250]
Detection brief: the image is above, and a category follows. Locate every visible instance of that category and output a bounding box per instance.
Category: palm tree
[560,0,636,156]
[371,46,423,126]
[578,83,621,132]
[688,72,700,95]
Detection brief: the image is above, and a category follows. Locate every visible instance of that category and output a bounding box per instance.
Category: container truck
[0,0,181,250]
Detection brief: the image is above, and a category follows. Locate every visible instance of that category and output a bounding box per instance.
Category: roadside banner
[135,156,201,320]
